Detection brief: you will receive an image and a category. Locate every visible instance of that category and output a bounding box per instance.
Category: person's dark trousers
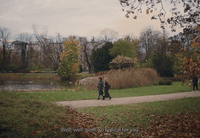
[97,90,104,99]
[98,93,104,99]
[193,84,198,91]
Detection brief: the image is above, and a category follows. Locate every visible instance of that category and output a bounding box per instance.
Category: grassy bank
[11,82,192,101]
[0,92,73,137]
[0,73,60,81]
[0,72,94,81]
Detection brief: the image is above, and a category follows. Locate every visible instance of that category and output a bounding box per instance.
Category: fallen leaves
[138,111,200,137]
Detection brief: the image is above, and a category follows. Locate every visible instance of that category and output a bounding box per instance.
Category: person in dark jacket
[97,77,104,100]
[192,75,198,91]
[103,78,112,100]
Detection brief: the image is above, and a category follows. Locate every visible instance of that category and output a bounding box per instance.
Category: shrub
[159,79,172,85]
[82,68,160,90]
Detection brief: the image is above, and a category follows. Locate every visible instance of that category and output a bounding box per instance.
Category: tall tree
[17,33,32,42]
[57,36,82,80]
[119,0,200,31]
[32,25,63,70]
[91,42,115,72]
[139,27,163,60]
[110,38,138,60]
[98,28,118,43]
[0,27,11,72]
[79,37,104,74]
[169,25,200,81]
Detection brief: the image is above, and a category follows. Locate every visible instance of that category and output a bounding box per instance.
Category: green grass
[13,82,192,101]
[0,92,73,138]
[77,97,200,136]
[0,88,199,137]
[33,68,55,72]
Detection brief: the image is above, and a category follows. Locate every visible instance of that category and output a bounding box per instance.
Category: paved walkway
[56,91,200,108]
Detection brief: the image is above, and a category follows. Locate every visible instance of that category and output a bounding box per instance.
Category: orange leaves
[138,111,200,137]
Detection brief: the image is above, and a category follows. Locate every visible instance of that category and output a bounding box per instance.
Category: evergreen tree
[91,42,115,72]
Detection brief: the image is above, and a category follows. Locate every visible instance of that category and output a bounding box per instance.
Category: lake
[0,80,77,91]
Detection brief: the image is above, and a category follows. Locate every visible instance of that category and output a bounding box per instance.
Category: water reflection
[0,80,76,91]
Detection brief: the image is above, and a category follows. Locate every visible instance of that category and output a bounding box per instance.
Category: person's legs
[196,84,198,91]
[97,91,101,100]
[193,85,195,91]
[102,94,105,100]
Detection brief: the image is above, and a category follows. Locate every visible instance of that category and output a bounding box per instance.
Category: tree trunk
[2,44,6,73]
[88,64,93,74]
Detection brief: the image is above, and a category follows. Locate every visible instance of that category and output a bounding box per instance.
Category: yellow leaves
[58,36,82,79]
[183,49,187,52]
[183,57,187,61]
[146,8,153,14]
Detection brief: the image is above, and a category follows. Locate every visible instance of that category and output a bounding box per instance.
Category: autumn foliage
[139,111,200,138]
[57,36,82,80]
[181,26,200,82]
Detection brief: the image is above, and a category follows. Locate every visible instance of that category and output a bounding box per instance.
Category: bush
[83,68,160,90]
[159,79,172,85]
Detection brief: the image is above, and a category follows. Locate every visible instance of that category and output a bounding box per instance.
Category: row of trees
[117,0,200,81]
[1,25,199,80]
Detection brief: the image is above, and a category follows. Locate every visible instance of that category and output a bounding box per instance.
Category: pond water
[0,80,77,91]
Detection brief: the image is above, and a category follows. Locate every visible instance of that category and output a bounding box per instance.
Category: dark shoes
[99,96,111,100]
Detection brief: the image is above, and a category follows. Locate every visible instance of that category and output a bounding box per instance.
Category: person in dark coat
[97,77,104,100]
[104,78,112,100]
[192,75,198,91]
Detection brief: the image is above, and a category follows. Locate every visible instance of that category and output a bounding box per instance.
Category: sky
[0,0,183,42]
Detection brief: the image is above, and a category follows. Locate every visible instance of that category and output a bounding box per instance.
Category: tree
[91,42,115,72]
[110,38,139,67]
[32,25,63,70]
[152,53,174,77]
[168,25,200,80]
[98,28,118,43]
[17,33,32,42]
[57,36,82,80]
[181,26,200,81]
[0,27,11,72]
[139,27,164,59]
[119,0,200,31]
[79,37,104,74]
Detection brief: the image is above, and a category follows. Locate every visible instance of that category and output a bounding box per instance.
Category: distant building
[11,36,105,71]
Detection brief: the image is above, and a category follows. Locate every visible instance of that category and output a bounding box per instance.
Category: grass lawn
[1,90,200,137]
[78,97,200,137]
[0,92,73,138]
[11,82,192,102]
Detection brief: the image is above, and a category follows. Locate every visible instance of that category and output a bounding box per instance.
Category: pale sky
[0,0,182,41]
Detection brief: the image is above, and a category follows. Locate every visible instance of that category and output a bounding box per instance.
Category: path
[56,91,200,108]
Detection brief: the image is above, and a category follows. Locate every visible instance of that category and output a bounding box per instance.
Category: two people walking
[97,77,112,100]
